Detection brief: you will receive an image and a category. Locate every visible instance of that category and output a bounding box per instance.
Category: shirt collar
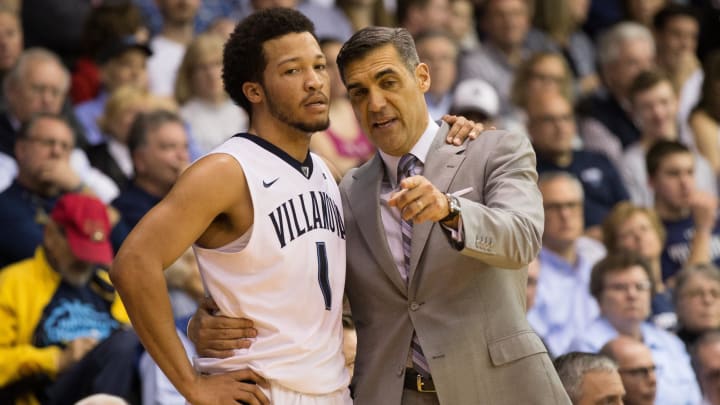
[378,114,438,187]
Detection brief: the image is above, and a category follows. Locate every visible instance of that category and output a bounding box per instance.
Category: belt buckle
[416,374,436,393]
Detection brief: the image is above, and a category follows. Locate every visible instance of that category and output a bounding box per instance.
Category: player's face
[344,44,430,156]
[260,32,330,134]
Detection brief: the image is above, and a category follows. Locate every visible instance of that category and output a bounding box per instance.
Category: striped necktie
[397,153,431,376]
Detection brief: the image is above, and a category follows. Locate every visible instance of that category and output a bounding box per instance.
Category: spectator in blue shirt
[572,251,702,405]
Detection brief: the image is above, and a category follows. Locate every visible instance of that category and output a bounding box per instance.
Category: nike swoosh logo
[263,178,279,188]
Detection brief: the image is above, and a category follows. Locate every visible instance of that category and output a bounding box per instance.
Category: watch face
[449,195,460,215]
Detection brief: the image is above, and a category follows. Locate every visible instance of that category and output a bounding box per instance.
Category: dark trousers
[42,329,141,405]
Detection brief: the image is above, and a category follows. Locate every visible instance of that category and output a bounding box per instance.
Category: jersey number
[316,242,332,310]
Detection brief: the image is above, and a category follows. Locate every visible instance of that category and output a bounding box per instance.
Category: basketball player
[110,9,346,405]
[110,8,480,405]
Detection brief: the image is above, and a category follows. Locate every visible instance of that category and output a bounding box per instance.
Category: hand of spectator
[388,175,455,226]
[188,297,258,358]
[185,369,270,405]
[441,114,487,145]
[57,337,99,372]
[37,159,82,192]
[691,191,718,233]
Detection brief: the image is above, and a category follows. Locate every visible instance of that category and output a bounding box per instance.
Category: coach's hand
[442,114,489,145]
[186,369,270,405]
[388,175,456,227]
[188,297,258,358]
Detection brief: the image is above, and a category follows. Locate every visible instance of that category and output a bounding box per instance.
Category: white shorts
[262,383,352,405]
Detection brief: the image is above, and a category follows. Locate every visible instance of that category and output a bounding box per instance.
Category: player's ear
[243,82,263,104]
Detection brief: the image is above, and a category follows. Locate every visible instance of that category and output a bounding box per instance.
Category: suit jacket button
[410,302,420,311]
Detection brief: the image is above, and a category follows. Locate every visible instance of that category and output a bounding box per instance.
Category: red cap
[50,193,113,266]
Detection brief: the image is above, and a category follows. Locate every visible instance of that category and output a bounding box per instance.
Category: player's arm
[441,114,485,145]
[110,154,269,405]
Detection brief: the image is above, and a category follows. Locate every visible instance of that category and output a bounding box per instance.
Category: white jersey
[193,134,349,394]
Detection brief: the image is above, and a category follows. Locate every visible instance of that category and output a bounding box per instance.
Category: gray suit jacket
[340,126,570,404]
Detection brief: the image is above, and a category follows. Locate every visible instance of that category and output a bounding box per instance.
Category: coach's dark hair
[222,8,316,114]
[646,140,691,178]
[336,26,420,84]
[127,109,184,154]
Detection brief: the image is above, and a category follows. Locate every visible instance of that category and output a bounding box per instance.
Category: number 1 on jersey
[316,242,331,310]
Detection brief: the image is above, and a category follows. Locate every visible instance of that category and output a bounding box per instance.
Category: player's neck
[249,116,313,163]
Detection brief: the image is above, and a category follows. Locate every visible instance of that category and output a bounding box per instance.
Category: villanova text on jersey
[268,190,346,248]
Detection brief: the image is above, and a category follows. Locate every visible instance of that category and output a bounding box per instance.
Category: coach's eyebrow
[346,68,398,92]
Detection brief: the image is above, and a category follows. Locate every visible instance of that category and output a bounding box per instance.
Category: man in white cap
[449,78,499,127]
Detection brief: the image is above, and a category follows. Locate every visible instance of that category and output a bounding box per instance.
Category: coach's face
[255,32,330,134]
[344,44,430,157]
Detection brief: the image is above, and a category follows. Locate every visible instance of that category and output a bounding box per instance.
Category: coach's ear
[243,82,264,104]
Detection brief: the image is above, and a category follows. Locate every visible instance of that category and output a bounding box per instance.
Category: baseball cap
[450,78,500,118]
[50,193,113,266]
[96,35,153,65]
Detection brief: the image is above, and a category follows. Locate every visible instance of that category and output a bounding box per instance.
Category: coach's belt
[404,368,436,393]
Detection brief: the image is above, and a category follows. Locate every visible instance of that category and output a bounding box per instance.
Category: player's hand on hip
[442,114,489,145]
[187,369,270,405]
[388,175,450,224]
[188,297,258,358]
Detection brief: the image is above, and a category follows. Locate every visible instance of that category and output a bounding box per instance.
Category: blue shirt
[112,181,162,238]
[571,317,702,405]
[527,237,606,356]
[661,215,720,281]
[536,150,629,228]
[0,181,128,268]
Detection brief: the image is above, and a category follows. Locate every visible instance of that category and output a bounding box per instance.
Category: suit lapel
[408,124,466,284]
[349,154,407,293]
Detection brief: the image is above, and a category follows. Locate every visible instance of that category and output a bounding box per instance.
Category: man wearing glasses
[0,113,126,268]
[572,251,701,405]
[601,335,657,405]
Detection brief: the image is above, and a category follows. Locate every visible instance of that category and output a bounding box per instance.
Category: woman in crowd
[532,0,599,95]
[602,202,675,330]
[506,51,574,136]
[174,33,248,154]
[88,85,175,189]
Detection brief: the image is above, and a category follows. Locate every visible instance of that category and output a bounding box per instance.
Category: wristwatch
[440,194,461,222]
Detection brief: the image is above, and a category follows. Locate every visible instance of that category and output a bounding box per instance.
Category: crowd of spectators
[1,0,720,403]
